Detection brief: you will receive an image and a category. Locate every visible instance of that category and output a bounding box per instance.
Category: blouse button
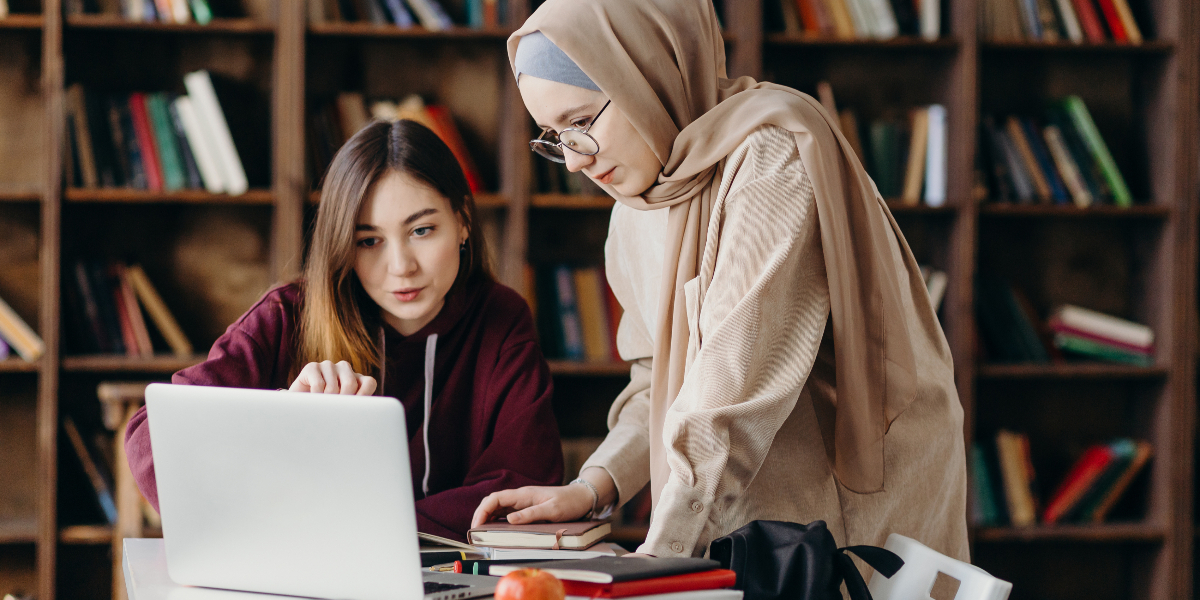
[690,501,703,513]
[671,541,684,554]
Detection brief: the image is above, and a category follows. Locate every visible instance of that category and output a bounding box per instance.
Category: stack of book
[309,93,483,194]
[0,293,44,362]
[309,0,507,31]
[969,433,1152,527]
[533,265,622,363]
[1048,304,1154,366]
[63,0,272,24]
[64,260,194,358]
[821,82,948,207]
[980,0,1151,44]
[980,96,1132,207]
[63,70,262,196]
[766,0,941,40]
[491,556,738,600]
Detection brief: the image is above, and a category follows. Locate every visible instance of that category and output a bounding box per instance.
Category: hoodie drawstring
[421,333,437,496]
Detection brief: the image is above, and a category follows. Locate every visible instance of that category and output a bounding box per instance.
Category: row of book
[63,414,161,528]
[309,93,482,193]
[64,260,195,357]
[817,83,948,206]
[309,0,509,30]
[980,0,1151,44]
[63,0,270,24]
[532,265,622,363]
[766,0,941,40]
[980,96,1131,207]
[977,277,1154,365]
[64,71,263,196]
[969,432,1152,527]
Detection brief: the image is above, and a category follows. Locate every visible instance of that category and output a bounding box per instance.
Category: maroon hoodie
[124,278,564,541]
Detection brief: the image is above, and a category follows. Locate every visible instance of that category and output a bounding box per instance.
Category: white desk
[123,538,742,600]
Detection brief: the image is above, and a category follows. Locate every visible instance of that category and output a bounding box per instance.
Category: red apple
[494,568,566,600]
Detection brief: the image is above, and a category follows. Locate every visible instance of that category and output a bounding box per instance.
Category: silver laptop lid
[145,383,423,600]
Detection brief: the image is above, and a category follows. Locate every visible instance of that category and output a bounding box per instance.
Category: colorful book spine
[1062,96,1132,207]
[554,265,585,361]
[923,104,947,207]
[1053,334,1153,366]
[0,294,43,362]
[1042,125,1092,207]
[147,93,188,191]
[128,93,164,192]
[1094,0,1128,42]
[1069,0,1107,42]
[1041,445,1114,524]
[183,70,249,195]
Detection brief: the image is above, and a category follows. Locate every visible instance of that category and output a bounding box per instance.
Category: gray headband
[513,31,600,92]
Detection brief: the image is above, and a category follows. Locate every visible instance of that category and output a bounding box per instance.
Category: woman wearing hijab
[473,0,969,563]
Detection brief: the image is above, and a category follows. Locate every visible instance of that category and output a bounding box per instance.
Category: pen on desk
[428,559,540,575]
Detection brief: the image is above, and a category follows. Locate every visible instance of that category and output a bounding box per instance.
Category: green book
[969,443,1001,526]
[1062,96,1132,207]
[1054,334,1153,366]
[146,93,187,191]
[189,0,212,25]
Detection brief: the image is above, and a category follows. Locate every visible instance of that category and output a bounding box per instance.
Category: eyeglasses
[529,100,611,163]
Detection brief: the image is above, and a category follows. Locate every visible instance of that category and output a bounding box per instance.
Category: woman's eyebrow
[403,207,439,226]
[537,103,595,130]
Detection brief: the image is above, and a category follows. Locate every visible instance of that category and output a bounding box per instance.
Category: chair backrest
[867,534,1012,600]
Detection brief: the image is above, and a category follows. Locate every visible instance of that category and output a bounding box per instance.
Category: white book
[1054,305,1154,348]
[926,270,948,312]
[0,294,44,362]
[173,95,225,193]
[864,0,899,38]
[843,0,873,38]
[923,104,947,207]
[491,543,619,561]
[170,0,190,23]
[1052,0,1083,42]
[1043,125,1091,208]
[183,70,248,196]
[0,0,9,19]
[405,0,448,31]
[920,0,940,39]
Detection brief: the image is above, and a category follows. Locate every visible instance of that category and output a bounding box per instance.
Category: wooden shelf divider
[65,188,274,204]
[61,354,207,374]
[64,14,274,34]
[974,523,1167,543]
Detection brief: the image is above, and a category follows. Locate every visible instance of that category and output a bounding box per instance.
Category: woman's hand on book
[471,484,593,528]
[289,360,378,395]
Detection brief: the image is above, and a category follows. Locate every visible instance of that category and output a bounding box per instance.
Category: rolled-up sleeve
[640,132,830,557]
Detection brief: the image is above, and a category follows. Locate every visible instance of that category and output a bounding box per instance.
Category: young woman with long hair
[473,0,969,566]
[125,119,564,541]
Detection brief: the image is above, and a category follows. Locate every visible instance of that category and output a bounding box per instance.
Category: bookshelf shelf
[763,34,959,50]
[978,204,1171,219]
[531,194,615,210]
[64,188,274,204]
[0,14,43,30]
[547,360,630,377]
[976,363,1170,380]
[0,518,37,544]
[0,190,41,202]
[61,354,207,373]
[0,359,39,372]
[307,22,514,40]
[58,525,112,545]
[974,523,1166,543]
[980,40,1175,55]
[64,15,275,35]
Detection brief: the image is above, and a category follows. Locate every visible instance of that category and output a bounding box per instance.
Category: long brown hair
[298,119,492,377]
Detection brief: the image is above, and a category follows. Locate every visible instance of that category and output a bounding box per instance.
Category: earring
[460,241,467,253]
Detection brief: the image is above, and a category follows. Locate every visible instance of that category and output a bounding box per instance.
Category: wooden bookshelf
[1,0,1196,598]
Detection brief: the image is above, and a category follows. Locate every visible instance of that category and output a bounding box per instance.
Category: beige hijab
[509,0,924,498]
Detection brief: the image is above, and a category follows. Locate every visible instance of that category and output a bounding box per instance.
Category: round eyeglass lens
[531,140,566,162]
[559,130,599,155]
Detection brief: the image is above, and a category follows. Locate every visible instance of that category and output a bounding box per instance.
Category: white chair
[867,534,1012,600]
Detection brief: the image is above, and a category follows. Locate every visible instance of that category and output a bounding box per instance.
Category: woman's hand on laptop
[471,467,617,527]
[289,360,378,395]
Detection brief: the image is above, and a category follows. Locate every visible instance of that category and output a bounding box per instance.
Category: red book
[560,569,737,598]
[1047,319,1154,355]
[602,274,623,363]
[1094,0,1127,42]
[424,105,484,193]
[109,265,140,357]
[128,93,164,191]
[1042,445,1115,524]
[795,0,822,33]
[1070,0,1108,42]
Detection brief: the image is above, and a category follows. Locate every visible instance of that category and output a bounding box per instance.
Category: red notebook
[560,569,737,598]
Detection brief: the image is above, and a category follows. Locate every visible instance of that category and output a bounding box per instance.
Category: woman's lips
[392,288,423,302]
[595,167,616,185]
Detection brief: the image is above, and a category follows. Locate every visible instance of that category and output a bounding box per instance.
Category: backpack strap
[835,545,905,600]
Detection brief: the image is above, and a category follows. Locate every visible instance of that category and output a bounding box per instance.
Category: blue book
[465,0,483,28]
[384,0,415,26]
[1021,118,1068,204]
[0,335,9,360]
[1018,0,1042,38]
[554,265,585,361]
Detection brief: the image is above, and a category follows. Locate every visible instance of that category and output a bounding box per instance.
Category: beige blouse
[579,125,969,566]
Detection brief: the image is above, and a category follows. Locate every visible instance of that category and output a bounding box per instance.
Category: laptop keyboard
[424,581,470,595]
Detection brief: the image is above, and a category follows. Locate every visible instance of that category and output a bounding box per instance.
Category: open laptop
[144,383,497,600]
